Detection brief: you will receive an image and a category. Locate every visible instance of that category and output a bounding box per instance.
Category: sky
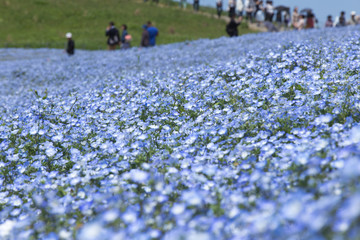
[187,0,360,27]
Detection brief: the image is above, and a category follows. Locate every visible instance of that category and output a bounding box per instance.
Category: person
[314,17,319,28]
[193,0,199,11]
[226,15,242,37]
[284,11,290,28]
[254,1,263,19]
[348,11,357,25]
[264,0,274,22]
[325,15,333,27]
[236,0,244,17]
[245,0,255,22]
[120,24,131,49]
[292,7,300,29]
[179,0,187,9]
[228,0,236,17]
[141,25,150,47]
[106,21,120,50]
[65,32,75,56]
[337,11,346,27]
[254,1,264,24]
[216,0,222,18]
[276,10,282,27]
[306,12,315,29]
[146,21,159,47]
[297,15,306,30]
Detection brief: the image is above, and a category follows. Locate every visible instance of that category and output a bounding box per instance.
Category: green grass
[0,0,255,50]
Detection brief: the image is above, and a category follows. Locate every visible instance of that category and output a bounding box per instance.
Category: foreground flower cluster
[1,26,360,239]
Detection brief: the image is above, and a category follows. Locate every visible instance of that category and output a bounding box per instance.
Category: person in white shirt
[291,7,300,28]
[348,11,357,25]
[236,0,244,16]
[297,15,306,30]
[265,0,274,22]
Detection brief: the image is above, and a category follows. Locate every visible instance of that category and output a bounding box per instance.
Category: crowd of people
[223,0,360,36]
[324,11,360,28]
[178,0,200,11]
[177,0,360,33]
[65,20,159,55]
[148,0,201,12]
[105,21,159,50]
[64,0,360,54]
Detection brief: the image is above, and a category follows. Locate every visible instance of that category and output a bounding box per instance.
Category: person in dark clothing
[306,13,315,29]
[65,32,75,56]
[121,24,131,49]
[105,21,120,50]
[216,0,223,18]
[276,10,282,26]
[193,0,200,11]
[121,24,128,45]
[226,16,242,37]
[146,21,159,46]
[338,11,346,27]
[228,0,236,18]
[141,25,150,47]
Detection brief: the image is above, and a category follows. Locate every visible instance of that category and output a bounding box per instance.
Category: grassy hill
[0,0,254,50]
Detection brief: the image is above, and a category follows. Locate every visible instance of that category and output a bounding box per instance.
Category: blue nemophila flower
[123,169,149,184]
[1,26,360,239]
[0,220,16,239]
[42,141,57,157]
[182,190,203,206]
[78,222,106,240]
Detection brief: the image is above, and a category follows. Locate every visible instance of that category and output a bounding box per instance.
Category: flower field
[1,26,360,240]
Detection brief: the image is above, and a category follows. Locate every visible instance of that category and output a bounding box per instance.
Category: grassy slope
[0,0,254,50]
